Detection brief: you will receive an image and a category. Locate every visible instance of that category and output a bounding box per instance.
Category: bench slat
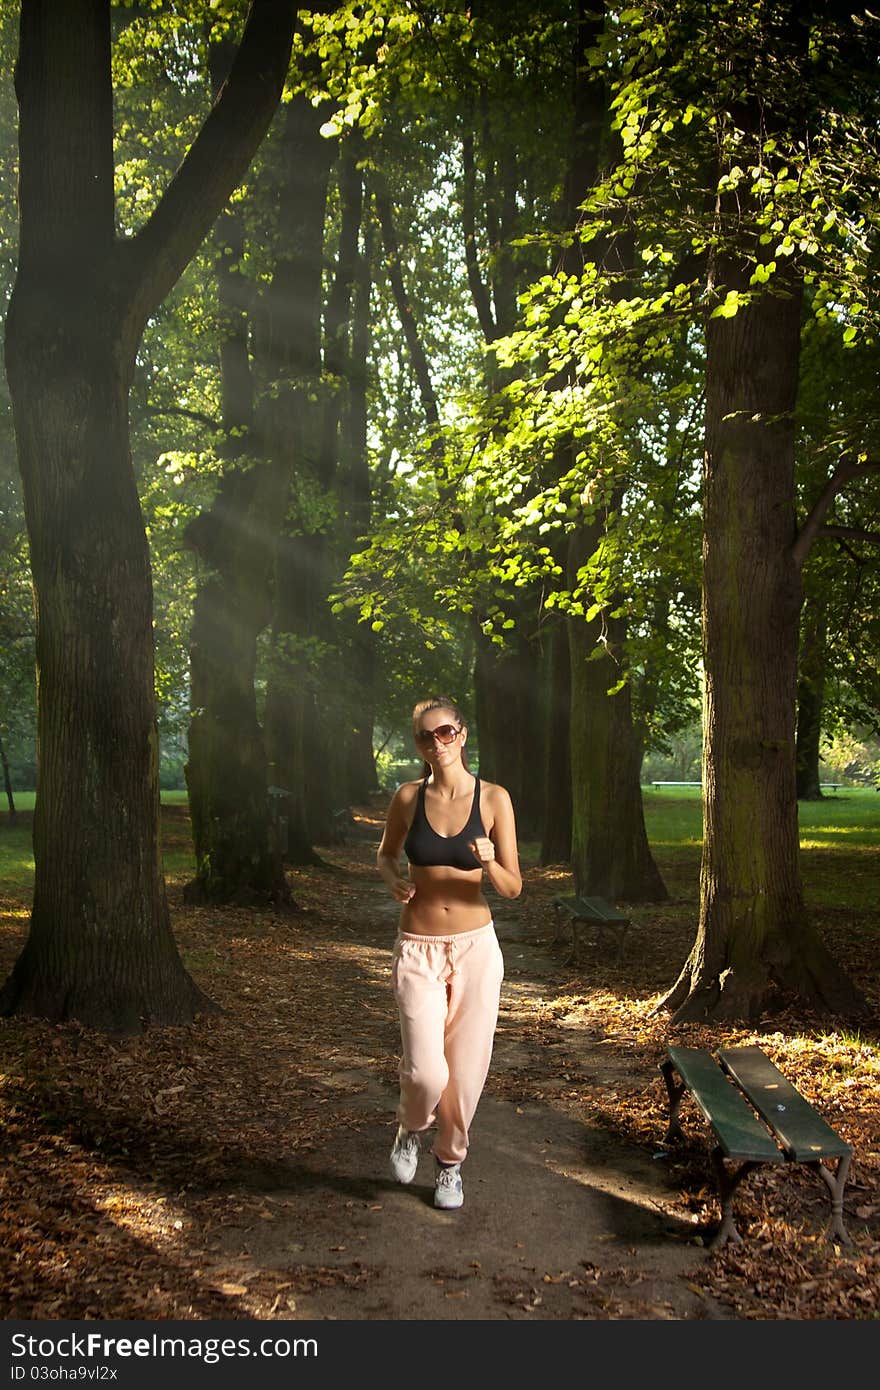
[666,1046,784,1163]
[577,896,630,923]
[719,1046,851,1162]
[556,894,630,924]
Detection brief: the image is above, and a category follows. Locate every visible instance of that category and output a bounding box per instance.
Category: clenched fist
[389,876,416,903]
[469,836,495,867]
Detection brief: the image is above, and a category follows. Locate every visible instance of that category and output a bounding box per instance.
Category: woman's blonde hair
[412,694,469,779]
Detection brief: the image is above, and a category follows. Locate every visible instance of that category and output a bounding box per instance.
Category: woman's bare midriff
[399,866,492,935]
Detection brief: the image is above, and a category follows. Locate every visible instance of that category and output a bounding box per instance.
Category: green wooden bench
[660,1044,853,1250]
[552,894,631,964]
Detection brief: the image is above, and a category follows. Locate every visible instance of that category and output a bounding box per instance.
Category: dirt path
[203,856,725,1321]
[3,805,877,1324]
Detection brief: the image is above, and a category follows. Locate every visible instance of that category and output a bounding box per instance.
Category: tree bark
[660,255,865,1023]
[340,192,379,804]
[795,597,826,800]
[567,523,668,902]
[262,115,356,855]
[0,733,17,820]
[183,447,293,903]
[539,619,572,864]
[1,0,296,1031]
[473,617,545,839]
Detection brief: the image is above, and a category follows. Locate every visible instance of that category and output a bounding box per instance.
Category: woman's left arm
[469,785,522,898]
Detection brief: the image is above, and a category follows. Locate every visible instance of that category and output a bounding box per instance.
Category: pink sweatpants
[392,921,504,1165]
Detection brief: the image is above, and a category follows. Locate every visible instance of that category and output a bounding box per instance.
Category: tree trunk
[304,137,366,834]
[567,523,667,902]
[795,597,826,800]
[0,733,16,820]
[539,620,571,864]
[3,314,207,1028]
[183,109,291,904]
[262,106,348,857]
[660,255,865,1023]
[340,194,379,804]
[472,618,545,839]
[1,0,296,1031]
[183,469,293,903]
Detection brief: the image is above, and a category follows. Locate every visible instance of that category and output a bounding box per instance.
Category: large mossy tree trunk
[660,254,864,1023]
[657,1,866,1024]
[0,0,296,1031]
[795,596,826,800]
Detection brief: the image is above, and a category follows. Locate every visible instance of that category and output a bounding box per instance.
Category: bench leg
[552,904,570,946]
[589,918,627,963]
[571,922,582,967]
[659,1065,758,1250]
[659,1059,686,1143]
[710,1152,760,1250]
[810,1152,853,1246]
[614,923,629,964]
[566,919,589,967]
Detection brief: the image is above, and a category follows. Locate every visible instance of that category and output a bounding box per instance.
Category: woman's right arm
[377,784,417,903]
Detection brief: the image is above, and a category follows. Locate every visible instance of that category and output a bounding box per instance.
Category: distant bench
[660,1045,852,1250]
[552,895,631,964]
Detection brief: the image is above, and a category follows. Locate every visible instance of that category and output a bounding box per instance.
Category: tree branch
[139,406,221,431]
[461,131,497,342]
[818,524,880,547]
[792,458,880,569]
[373,175,441,429]
[320,134,364,486]
[120,0,298,332]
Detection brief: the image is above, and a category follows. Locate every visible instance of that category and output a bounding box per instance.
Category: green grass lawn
[1,786,877,909]
[640,785,880,912]
[2,789,190,814]
[642,782,880,848]
[0,791,196,889]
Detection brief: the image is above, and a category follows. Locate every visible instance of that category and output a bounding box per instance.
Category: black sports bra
[404,775,487,870]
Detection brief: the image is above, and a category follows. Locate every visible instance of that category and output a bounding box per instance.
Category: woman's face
[414,707,466,770]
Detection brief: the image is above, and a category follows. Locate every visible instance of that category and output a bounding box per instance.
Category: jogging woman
[376,695,522,1209]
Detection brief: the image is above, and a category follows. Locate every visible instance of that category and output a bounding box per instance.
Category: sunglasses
[414,723,462,748]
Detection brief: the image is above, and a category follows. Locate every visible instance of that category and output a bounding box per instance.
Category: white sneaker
[434,1161,464,1210]
[390,1125,420,1183]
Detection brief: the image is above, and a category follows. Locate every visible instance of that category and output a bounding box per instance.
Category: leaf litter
[0,800,877,1320]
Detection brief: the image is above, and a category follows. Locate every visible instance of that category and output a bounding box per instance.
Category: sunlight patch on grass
[801,833,880,847]
[649,837,703,850]
[804,824,880,835]
[800,838,880,850]
[806,1030,880,1069]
